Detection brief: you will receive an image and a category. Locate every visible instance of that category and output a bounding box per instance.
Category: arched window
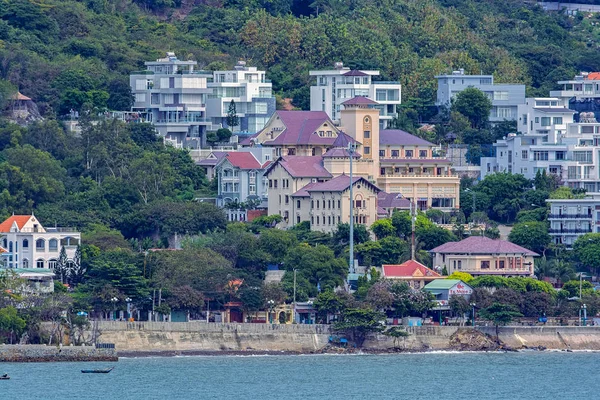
[48,259,57,270]
[2,238,6,248]
[8,241,12,252]
[22,239,28,248]
[36,259,45,269]
[22,259,29,268]
[49,239,58,251]
[36,239,45,251]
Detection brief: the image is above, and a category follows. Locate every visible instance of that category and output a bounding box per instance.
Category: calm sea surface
[1,352,598,399]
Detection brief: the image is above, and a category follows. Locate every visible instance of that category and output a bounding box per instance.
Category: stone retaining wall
[0,345,117,362]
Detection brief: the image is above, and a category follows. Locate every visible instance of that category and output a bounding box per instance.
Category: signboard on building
[449,282,473,296]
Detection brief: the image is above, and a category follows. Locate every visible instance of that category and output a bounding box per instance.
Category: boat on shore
[81,367,114,374]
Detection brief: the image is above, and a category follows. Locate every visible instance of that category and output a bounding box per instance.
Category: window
[540,117,551,127]
[499,260,505,269]
[36,239,45,251]
[311,200,314,208]
[574,151,593,163]
[48,259,57,270]
[522,150,528,160]
[364,147,370,155]
[269,179,273,188]
[364,131,370,139]
[391,150,399,157]
[36,259,44,269]
[553,117,563,125]
[328,216,331,225]
[249,185,256,195]
[287,148,296,156]
[522,114,527,126]
[496,107,514,119]
[49,239,58,251]
[533,151,548,161]
[494,91,509,101]
[297,200,301,209]
[316,216,320,225]
[135,93,146,103]
[316,200,320,209]
[22,239,28,248]
[405,150,413,158]
[338,200,341,208]
[274,180,278,188]
[285,195,289,204]
[379,150,385,157]
[151,93,160,104]
[22,259,28,268]
[328,200,331,209]
[480,261,490,269]
[419,150,427,158]
[555,151,565,160]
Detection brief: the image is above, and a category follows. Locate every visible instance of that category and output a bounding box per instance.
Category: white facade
[481,101,600,192]
[0,215,81,270]
[546,195,600,248]
[435,70,525,123]
[130,53,214,149]
[206,61,275,134]
[309,62,401,128]
[550,73,600,102]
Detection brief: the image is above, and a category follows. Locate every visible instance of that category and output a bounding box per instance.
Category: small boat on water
[0,373,10,380]
[81,367,114,374]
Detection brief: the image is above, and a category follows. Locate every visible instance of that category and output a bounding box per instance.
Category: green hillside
[0,0,598,115]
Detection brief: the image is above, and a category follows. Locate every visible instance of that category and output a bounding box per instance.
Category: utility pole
[348,141,356,275]
[293,269,297,324]
[411,200,416,260]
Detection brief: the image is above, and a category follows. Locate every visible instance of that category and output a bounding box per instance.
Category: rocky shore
[0,345,118,362]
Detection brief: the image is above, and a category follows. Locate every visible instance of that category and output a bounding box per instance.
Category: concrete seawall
[96,321,332,352]
[92,322,600,353]
[0,345,117,362]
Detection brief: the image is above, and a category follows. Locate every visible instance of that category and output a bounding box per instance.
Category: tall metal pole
[293,269,297,324]
[348,142,355,275]
[411,200,416,260]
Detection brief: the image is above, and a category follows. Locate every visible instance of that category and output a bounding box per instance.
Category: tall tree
[226,100,239,129]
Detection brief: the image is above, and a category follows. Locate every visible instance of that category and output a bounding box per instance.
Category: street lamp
[470,302,476,327]
[110,297,118,321]
[267,299,275,324]
[125,297,132,321]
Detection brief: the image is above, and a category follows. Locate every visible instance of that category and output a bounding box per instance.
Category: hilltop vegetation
[0,0,598,116]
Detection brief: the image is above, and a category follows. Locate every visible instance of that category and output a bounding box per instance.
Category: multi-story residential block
[516,97,575,136]
[550,72,600,115]
[0,215,81,270]
[435,69,525,123]
[546,195,600,248]
[309,62,401,128]
[430,236,537,277]
[130,53,214,148]
[206,61,275,134]
[481,112,600,192]
[215,150,272,221]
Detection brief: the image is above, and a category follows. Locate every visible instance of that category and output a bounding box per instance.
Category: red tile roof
[342,96,378,105]
[0,215,33,233]
[431,236,539,256]
[382,260,441,278]
[222,152,262,170]
[266,156,332,178]
[306,174,381,193]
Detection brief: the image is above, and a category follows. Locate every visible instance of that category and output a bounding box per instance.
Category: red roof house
[382,260,442,289]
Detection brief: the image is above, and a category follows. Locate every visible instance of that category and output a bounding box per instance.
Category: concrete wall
[477,326,600,350]
[96,322,332,352]
[0,345,117,362]
[92,322,600,353]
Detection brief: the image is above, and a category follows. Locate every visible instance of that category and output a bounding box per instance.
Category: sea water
[1,352,598,399]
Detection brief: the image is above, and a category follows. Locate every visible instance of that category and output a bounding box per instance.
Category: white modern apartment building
[546,195,600,248]
[130,53,214,148]
[550,72,600,118]
[206,61,276,134]
[481,106,600,192]
[516,97,574,136]
[0,215,81,270]
[309,62,401,128]
[435,69,526,123]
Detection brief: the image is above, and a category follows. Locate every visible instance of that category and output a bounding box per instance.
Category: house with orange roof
[0,215,80,270]
[382,260,443,290]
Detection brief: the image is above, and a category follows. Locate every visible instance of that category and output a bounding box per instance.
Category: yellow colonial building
[252,96,460,231]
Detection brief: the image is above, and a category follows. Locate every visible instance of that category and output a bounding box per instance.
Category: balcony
[548,214,592,219]
[549,228,592,234]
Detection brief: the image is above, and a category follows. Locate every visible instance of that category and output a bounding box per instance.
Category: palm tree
[534,257,553,280]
